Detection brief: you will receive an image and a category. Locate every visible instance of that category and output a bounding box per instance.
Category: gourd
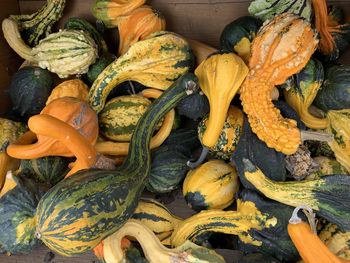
[242,158,350,231]
[288,206,350,263]
[186,39,218,66]
[103,220,226,263]
[176,89,209,121]
[284,58,328,129]
[240,253,281,263]
[2,19,98,78]
[248,0,312,22]
[197,105,244,161]
[306,157,348,180]
[9,0,66,46]
[9,66,54,118]
[95,88,174,155]
[88,31,193,113]
[319,223,350,260]
[189,52,248,167]
[0,174,45,254]
[183,160,239,211]
[171,190,300,262]
[240,13,324,155]
[46,79,89,105]
[33,73,198,256]
[146,145,189,194]
[117,5,166,55]
[326,109,350,173]
[314,65,350,111]
[220,16,262,64]
[92,0,146,28]
[85,53,115,85]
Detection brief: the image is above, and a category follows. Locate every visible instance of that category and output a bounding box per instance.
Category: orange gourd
[46,79,89,105]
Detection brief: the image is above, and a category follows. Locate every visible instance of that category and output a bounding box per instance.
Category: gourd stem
[289,206,317,234]
[187,147,209,169]
[300,130,333,142]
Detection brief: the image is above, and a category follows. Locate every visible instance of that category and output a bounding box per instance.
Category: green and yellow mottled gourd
[320,223,350,260]
[240,13,319,155]
[2,18,98,78]
[34,74,198,256]
[306,157,348,180]
[88,31,193,113]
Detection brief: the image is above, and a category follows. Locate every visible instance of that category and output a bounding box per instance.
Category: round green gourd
[9,66,54,119]
[314,64,350,111]
[176,91,209,121]
[86,53,115,85]
[146,145,189,194]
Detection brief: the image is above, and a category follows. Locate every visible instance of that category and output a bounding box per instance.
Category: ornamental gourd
[117,5,166,55]
[46,79,89,105]
[240,13,322,155]
[33,74,198,256]
[2,19,98,78]
[88,31,193,113]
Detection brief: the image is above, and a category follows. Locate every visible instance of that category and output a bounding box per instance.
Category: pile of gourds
[0,0,350,262]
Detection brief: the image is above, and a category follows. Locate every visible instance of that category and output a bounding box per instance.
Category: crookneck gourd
[34,73,198,256]
[117,5,166,55]
[89,31,193,113]
[240,13,321,155]
[284,58,328,129]
[242,158,350,231]
[9,0,66,46]
[171,189,300,262]
[2,18,98,78]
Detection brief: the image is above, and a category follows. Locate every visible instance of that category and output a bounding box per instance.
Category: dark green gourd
[34,73,198,256]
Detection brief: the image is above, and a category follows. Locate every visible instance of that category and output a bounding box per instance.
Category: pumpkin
[9,66,54,118]
[92,0,146,28]
[240,13,320,155]
[220,16,262,64]
[176,90,209,121]
[117,5,166,55]
[46,79,89,105]
[242,158,350,231]
[88,31,193,113]
[314,65,350,111]
[9,0,66,46]
[2,19,98,78]
[183,160,239,211]
[284,58,328,129]
[33,74,198,256]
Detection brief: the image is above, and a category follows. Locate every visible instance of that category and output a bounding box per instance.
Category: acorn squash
[46,79,89,105]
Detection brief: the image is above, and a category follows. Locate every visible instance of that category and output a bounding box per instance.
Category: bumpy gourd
[118,5,166,55]
[89,31,193,113]
[240,13,319,155]
[2,19,98,78]
[46,79,89,105]
[10,0,66,46]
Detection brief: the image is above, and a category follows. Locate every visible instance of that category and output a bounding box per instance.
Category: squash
[197,105,244,161]
[103,219,225,263]
[176,91,209,121]
[319,223,350,260]
[2,19,98,78]
[314,65,350,111]
[85,53,115,85]
[171,190,300,262]
[183,160,239,211]
[288,206,350,263]
[240,13,322,155]
[186,39,218,66]
[284,58,328,129]
[306,157,348,180]
[9,0,66,46]
[240,253,281,263]
[88,31,193,113]
[220,16,262,64]
[146,145,189,194]
[306,140,335,158]
[46,79,89,105]
[7,97,99,161]
[9,66,54,118]
[242,158,350,231]
[0,171,17,198]
[0,174,45,254]
[33,73,198,256]
[92,0,146,28]
[326,109,350,173]
[248,0,312,21]
[117,5,166,55]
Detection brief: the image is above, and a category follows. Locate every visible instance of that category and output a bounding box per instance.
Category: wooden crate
[1,0,350,262]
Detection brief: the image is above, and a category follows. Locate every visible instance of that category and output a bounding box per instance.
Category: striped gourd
[2,19,98,78]
[10,0,66,46]
[34,73,198,256]
[88,31,193,113]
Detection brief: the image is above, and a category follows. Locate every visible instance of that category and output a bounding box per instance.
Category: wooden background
[1,0,350,262]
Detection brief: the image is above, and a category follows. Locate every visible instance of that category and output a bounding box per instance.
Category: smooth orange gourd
[46,79,89,105]
[118,5,166,55]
